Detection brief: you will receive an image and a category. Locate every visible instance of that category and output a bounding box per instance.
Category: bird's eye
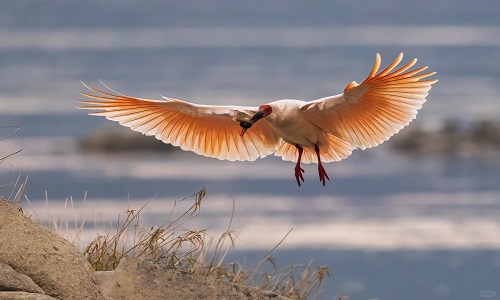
[239,121,253,129]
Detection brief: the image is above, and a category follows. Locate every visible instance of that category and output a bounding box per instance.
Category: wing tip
[368,53,382,79]
[362,53,437,85]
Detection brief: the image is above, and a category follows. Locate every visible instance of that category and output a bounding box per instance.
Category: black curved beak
[240,110,265,137]
[250,110,265,123]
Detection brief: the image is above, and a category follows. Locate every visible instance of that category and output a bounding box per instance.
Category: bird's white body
[265,99,323,148]
[77,53,437,186]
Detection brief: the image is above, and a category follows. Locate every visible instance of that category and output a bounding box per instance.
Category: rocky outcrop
[0,262,44,294]
[0,199,104,300]
[0,292,58,300]
[97,257,289,300]
[0,198,291,300]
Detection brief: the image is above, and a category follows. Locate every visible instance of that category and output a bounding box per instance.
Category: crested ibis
[77,53,437,186]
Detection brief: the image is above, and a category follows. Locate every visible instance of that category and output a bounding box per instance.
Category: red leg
[294,144,305,187]
[315,144,330,186]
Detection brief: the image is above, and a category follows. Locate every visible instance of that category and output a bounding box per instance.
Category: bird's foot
[318,164,330,186]
[294,165,305,187]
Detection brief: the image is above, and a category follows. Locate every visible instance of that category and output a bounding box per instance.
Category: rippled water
[1,1,500,299]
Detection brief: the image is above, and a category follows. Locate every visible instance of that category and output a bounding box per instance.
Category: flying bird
[77,53,437,187]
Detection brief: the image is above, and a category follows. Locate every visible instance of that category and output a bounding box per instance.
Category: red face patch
[259,104,273,116]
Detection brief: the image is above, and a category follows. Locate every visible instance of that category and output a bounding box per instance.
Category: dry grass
[2,125,332,299]
[21,188,331,300]
[0,126,24,202]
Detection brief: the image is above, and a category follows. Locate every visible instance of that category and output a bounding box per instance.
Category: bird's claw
[318,164,330,187]
[294,166,305,187]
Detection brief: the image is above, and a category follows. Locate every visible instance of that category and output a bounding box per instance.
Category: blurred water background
[1,1,500,299]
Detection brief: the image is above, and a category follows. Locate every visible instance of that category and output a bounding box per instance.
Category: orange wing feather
[76,82,282,161]
[300,53,437,159]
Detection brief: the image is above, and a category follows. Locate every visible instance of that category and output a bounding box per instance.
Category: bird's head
[240,104,273,137]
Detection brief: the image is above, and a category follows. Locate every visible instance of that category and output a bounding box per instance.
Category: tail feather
[274,134,354,164]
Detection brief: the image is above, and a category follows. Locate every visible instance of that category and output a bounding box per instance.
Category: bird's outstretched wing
[76,82,282,161]
[301,53,438,151]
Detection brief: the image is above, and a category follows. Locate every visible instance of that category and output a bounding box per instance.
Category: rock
[0,199,104,300]
[97,257,290,300]
[0,292,58,300]
[0,262,44,293]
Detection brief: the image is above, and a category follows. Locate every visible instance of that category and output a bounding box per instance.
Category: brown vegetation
[391,119,500,155]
